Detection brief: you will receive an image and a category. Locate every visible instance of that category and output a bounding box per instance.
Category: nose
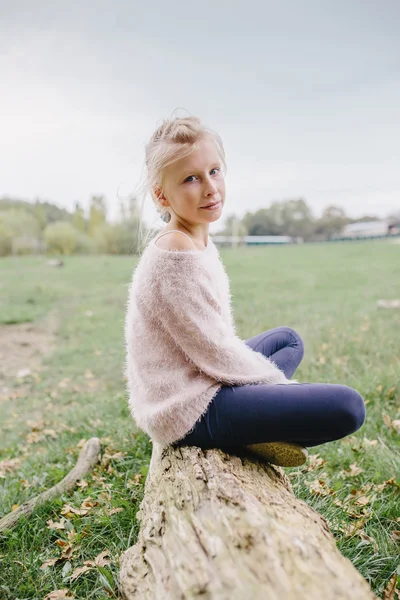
[204,175,218,196]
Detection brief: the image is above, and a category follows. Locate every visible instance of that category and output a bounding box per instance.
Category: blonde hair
[133,110,227,253]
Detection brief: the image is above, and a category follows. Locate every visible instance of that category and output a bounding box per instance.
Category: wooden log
[119,445,378,599]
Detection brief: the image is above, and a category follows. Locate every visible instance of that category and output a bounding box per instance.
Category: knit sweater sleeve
[154,255,291,386]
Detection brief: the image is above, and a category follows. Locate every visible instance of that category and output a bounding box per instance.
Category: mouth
[201,200,222,210]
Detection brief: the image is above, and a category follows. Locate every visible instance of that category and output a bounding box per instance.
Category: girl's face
[157,137,225,223]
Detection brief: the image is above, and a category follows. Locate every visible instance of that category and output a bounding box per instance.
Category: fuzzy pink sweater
[124,234,292,450]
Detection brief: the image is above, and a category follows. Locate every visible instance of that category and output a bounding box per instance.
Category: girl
[124,114,366,467]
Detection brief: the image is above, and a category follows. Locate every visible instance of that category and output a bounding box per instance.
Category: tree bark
[119,444,378,600]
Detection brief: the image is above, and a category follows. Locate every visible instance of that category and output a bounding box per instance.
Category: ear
[154,186,168,206]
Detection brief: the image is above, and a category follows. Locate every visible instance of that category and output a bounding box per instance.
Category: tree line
[220,199,398,241]
[0,196,141,256]
[0,195,398,256]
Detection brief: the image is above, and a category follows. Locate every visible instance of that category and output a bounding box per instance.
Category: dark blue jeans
[174,326,366,451]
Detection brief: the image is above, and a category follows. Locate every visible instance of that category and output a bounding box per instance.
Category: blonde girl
[124,113,366,466]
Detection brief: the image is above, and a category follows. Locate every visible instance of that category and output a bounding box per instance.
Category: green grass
[0,240,399,598]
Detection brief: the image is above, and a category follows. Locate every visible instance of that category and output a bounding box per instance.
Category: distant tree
[243,199,316,240]
[0,220,13,256]
[119,195,141,223]
[31,202,47,230]
[120,199,127,222]
[88,195,107,237]
[0,209,43,255]
[72,201,86,233]
[0,197,73,230]
[92,222,139,255]
[0,208,41,238]
[44,221,80,255]
[216,213,248,237]
[33,199,73,225]
[128,196,140,220]
[314,205,350,239]
[275,198,316,239]
[75,232,96,254]
[242,208,281,236]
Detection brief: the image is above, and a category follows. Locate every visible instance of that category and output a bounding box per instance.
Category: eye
[183,168,220,183]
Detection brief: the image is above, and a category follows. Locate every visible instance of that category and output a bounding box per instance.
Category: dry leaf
[105,507,124,515]
[58,423,76,433]
[358,531,379,553]
[307,478,331,496]
[92,549,111,567]
[43,589,74,599]
[57,541,81,560]
[375,477,399,492]
[40,557,63,569]
[80,496,100,509]
[99,490,112,503]
[0,457,21,477]
[355,495,371,506]
[47,518,68,531]
[76,479,88,489]
[363,437,378,447]
[20,478,33,488]
[344,463,364,477]
[70,565,93,581]
[126,474,143,489]
[57,378,70,389]
[61,504,89,517]
[383,412,396,429]
[391,530,400,543]
[26,432,41,444]
[382,573,398,600]
[26,419,45,430]
[42,428,58,439]
[340,519,365,537]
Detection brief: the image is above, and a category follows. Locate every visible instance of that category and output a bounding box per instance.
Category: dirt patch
[0,311,58,401]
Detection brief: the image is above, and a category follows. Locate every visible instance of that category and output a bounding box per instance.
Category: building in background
[335,219,394,239]
[211,235,297,248]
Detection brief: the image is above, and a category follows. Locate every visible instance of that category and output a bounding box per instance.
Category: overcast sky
[1,0,399,231]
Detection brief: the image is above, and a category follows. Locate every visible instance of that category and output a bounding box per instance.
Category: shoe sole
[246,441,308,467]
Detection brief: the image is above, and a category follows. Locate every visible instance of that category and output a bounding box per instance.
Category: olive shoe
[246,441,308,467]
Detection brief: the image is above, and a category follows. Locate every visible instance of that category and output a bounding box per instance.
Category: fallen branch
[0,437,102,532]
[119,444,378,599]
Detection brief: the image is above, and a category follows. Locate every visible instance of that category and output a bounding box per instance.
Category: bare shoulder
[154,231,196,252]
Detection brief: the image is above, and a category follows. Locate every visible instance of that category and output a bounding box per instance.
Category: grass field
[0,238,399,599]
